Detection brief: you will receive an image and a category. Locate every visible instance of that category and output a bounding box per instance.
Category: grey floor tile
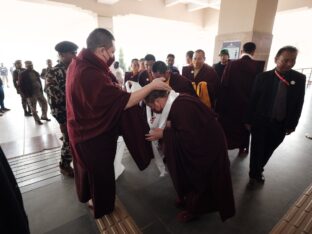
[44,215,99,234]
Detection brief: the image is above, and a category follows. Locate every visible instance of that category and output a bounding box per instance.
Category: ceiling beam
[187,2,208,11]
[97,0,119,5]
[165,0,182,7]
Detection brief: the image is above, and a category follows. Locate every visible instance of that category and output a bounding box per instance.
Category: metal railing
[296,67,312,88]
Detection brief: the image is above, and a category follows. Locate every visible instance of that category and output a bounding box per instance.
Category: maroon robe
[216,56,265,149]
[138,70,152,87]
[182,64,220,108]
[163,94,235,221]
[66,49,153,219]
[124,71,139,83]
[168,73,197,97]
[181,65,189,77]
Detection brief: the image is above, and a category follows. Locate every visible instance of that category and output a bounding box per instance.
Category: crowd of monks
[65,28,306,223]
[10,27,306,225]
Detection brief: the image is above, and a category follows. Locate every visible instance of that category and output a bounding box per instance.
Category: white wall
[0,0,97,71]
[267,8,312,70]
[113,14,214,71]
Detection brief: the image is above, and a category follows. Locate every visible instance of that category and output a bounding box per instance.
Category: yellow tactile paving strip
[270,183,312,234]
[95,197,142,234]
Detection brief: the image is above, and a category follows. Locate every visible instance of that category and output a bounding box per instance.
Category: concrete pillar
[213,0,278,65]
[97,16,114,33]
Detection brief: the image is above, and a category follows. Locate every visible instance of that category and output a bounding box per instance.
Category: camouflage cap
[219,49,229,56]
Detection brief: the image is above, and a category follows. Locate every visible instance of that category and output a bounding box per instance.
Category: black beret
[55,41,78,53]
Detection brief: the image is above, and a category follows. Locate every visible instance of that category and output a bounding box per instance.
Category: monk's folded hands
[145,128,164,141]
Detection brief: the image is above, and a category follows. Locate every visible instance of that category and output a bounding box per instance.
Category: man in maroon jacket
[66,28,170,219]
[216,42,265,156]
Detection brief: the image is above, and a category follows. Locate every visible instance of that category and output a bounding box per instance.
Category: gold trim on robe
[192,81,211,108]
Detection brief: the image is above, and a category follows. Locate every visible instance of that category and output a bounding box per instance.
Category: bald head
[87,28,115,52]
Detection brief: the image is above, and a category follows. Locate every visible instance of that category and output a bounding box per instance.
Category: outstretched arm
[124,78,171,109]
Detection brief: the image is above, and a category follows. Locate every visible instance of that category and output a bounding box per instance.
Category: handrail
[295,67,312,88]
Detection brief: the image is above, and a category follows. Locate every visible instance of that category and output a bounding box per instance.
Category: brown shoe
[59,162,74,177]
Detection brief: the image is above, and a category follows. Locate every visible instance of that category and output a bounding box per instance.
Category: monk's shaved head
[87,28,115,52]
[152,61,168,75]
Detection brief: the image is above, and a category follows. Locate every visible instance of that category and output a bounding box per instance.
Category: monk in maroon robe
[182,49,220,108]
[145,90,235,222]
[138,54,155,87]
[152,61,197,97]
[181,50,194,76]
[66,28,170,219]
[216,42,265,156]
[124,58,140,83]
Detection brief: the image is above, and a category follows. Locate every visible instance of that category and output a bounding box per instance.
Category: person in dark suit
[216,42,265,156]
[245,45,306,185]
[181,50,194,77]
[213,49,230,80]
[166,53,180,75]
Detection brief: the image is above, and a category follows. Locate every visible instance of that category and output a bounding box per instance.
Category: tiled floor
[1,85,312,234]
[8,148,62,193]
[270,183,312,233]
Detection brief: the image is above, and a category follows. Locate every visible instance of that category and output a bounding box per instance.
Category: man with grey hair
[66,28,170,219]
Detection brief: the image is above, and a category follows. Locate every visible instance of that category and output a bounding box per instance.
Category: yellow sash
[192,81,211,108]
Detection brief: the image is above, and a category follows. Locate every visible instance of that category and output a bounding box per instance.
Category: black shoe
[2,108,10,112]
[305,134,312,140]
[35,120,43,125]
[256,174,265,183]
[250,174,265,184]
[41,117,51,121]
[59,162,74,177]
[24,112,32,117]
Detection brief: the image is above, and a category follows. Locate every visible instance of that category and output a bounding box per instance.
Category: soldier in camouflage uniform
[19,61,50,125]
[45,41,78,177]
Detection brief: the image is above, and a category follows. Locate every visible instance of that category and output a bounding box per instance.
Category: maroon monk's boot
[176,210,198,223]
[175,197,186,209]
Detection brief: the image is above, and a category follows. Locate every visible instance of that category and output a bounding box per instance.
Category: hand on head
[150,77,171,91]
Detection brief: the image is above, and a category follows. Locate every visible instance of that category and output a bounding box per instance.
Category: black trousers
[249,119,286,179]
